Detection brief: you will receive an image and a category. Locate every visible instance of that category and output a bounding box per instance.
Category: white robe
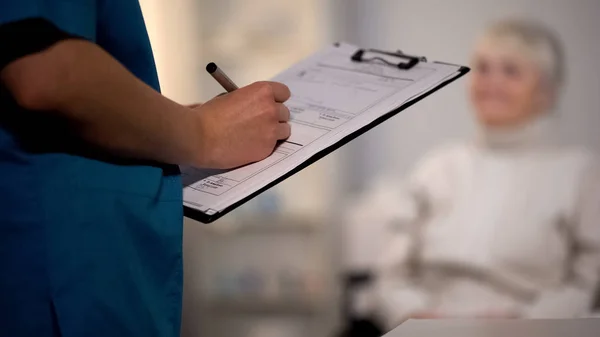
[348,118,600,328]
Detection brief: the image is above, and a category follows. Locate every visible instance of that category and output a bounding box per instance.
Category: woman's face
[469,38,550,128]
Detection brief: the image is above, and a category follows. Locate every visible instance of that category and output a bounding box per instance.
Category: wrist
[179,106,221,168]
[174,107,202,167]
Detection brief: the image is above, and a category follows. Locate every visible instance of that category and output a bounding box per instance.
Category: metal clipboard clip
[351,48,427,70]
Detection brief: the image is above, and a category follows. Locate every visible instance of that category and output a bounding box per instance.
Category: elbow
[1,51,66,112]
[8,77,54,111]
[3,67,59,111]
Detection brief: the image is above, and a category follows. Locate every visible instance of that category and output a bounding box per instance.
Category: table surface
[386,318,600,337]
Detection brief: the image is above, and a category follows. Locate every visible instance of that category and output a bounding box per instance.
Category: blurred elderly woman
[349,19,600,329]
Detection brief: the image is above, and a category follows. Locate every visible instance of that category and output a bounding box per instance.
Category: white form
[182,43,465,218]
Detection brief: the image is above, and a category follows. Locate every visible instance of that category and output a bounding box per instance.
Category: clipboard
[184,43,470,223]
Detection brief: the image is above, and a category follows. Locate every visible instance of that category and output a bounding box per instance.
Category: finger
[267,81,291,103]
[275,122,291,140]
[217,92,227,97]
[277,103,290,122]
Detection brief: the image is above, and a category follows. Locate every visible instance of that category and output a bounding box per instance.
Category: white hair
[481,19,565,90]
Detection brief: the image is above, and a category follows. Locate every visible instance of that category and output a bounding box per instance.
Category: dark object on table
[336,271,385,337]
[338,317,384,337]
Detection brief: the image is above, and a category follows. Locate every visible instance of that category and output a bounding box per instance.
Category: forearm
[2,38,195,165]
[526,165,600,318]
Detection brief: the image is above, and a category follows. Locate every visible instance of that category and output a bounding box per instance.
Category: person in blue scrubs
[0,1,292,336]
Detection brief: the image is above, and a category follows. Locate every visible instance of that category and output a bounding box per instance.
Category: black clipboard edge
[184,65,470,224]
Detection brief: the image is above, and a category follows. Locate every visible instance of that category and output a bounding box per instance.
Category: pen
[206,62,238,93]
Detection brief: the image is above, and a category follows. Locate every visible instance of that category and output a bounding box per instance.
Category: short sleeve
[0,0,97,40]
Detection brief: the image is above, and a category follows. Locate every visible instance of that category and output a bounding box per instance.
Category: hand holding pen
[184,62,291,169]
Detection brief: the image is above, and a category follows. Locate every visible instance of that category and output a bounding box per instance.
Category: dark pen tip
[206,62,217,74]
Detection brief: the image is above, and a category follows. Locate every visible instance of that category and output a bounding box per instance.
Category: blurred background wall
[137,1,600,336]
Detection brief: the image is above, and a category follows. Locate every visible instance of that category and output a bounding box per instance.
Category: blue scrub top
[0,1,183,337]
